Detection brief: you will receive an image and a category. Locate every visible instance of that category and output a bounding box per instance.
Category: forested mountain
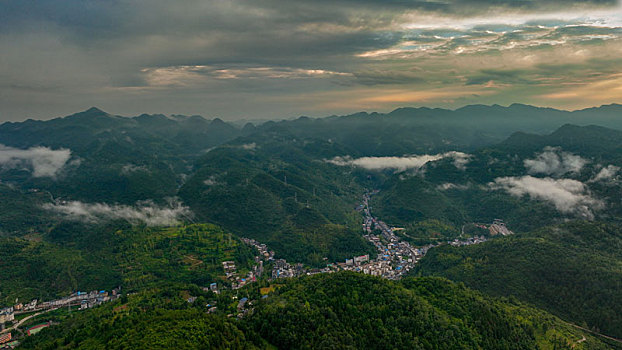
[18,273,617,350]
[178,133,377,265]
[0,224,255,306]
[371,123,622,242]
[414,221,622,339]
[2,105,622,349]
[253,103,622,154]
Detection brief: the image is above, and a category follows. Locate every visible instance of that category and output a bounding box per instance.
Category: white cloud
[43,199,191,226]
[491,175,603,219]
[121,164,149,175]
[524,147,588,176]
[326,151,471,172]
[590,164,620,183]
[141,65,352,87]
[437,183,470,191]
[240,143,257,150]
[451,153,472,170]
[0,144,71,177]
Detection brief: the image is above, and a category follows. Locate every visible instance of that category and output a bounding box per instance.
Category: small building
[237,298,248,311]
[0,332,11,344]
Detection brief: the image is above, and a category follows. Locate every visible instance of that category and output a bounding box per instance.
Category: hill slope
[20,273,617,349]
[414,221,622,339]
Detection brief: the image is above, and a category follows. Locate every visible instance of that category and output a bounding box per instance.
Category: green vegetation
[18,287,266,350]
[414,221,622,339]
[250,273,610,349]
[179,136,376,266]
[0,237,119,306]
[372,173,561,243]
[0,224,254,306]
[19,273,615,349]
[0,108,243,205]
[115,224,256,290]
[372,124,622,244]
[3,109,622,348]
[0,185,52,236]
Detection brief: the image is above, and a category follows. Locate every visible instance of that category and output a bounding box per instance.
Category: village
[238,190,509,283]
[214,190,512,319]
[1,190,513,339]
[0,287,121,348]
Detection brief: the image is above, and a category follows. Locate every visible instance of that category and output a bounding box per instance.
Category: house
[0,333,11,345]
[0,308,14,324]
[237,298,248,311]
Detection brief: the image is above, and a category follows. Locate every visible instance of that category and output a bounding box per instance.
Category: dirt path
[563,321,622,345]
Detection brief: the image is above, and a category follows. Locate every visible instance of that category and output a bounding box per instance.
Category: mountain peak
[65,106,111,120]
[210,117,226,125]
[84,107,106,114]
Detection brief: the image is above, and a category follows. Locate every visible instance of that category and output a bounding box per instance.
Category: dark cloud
[466,69,536,86]
[0,0,620,120]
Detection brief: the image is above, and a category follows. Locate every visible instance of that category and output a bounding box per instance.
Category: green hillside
[414,221,622,339]
[0,223,255,306]
[18,273,616,349]
[179,135,376,266]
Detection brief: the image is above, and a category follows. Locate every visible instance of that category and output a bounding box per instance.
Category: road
[561,320,622,346]
[1,308,57,334]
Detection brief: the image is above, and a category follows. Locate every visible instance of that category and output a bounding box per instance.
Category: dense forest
[2,107,622,349]
[0,224,255,306]
[18,273,617,350]
[414,221,622,339]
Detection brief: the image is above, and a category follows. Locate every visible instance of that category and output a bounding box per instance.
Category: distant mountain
[245,103,622,156]
[0,108,247,204]
[0,107,244,153]
[372,123,622,237]
[501,124,622,157]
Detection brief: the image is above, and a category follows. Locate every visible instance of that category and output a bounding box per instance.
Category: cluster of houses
[233,191,513,285]
[0,287,122,348]
[271,259,306,279]
[357,191,504,279]
[1,288,121,327]
[240,238,275,261]
[0,332,14,348]
[0,298,40,330]
[0,310,14,329]
[361,228,424,279]
[41,288,122,311]
[221,259,264,290]
[207,191,512,322]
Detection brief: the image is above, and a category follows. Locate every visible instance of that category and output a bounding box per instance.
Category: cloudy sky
[1,0,621,121]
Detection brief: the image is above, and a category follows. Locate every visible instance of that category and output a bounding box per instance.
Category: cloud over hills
[327,152,471,172]
[0,144,71,177]
[491,175,602,219]
[43,199,192,227]
[524,147,588,176]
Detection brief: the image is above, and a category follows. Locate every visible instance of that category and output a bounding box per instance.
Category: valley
[1,107,622,349]
[5,1,622,347]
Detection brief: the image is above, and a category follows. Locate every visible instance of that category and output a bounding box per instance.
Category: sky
[1,0,621,121]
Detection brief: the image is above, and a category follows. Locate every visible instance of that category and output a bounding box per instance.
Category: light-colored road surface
[1,308,57,334]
